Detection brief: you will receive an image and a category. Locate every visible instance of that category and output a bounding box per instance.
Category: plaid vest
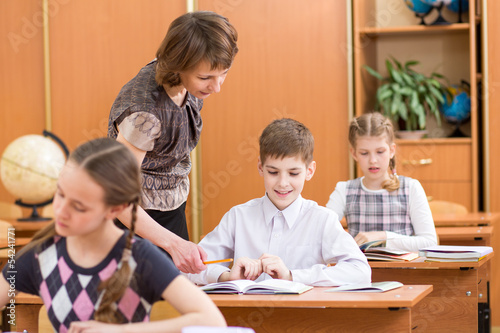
[345,176,414,237]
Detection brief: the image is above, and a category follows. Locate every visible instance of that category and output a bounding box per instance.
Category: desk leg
[219,307,413,333]
[9,303,42,333]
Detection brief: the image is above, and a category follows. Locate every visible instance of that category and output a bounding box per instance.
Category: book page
[200,279,257,293]
[244,279,312,294]
[326,281,403,293]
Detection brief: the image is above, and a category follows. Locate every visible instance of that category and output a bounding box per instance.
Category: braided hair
[19,138,142,323]
[349,112,399,191]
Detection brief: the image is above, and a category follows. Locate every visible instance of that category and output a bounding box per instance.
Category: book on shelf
[199,279,313,295]
[418,245,493,261]
[359,240,418,262]
[326,281,403,293]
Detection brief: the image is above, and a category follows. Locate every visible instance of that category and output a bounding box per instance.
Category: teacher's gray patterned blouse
[108,60,203,211]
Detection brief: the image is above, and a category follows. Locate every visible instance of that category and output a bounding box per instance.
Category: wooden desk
[432,212,500,227]
[13,286,433,333]
[435,226,493,246]
[370,253,493,332]
[432,212,499,327]
[210,285,432,332]
[6,219,52,238]
[4,293,43,333]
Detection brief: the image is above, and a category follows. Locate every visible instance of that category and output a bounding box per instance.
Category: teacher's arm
[116,133,207,274]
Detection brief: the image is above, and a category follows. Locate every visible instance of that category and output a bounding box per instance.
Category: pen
[203,258,233,265]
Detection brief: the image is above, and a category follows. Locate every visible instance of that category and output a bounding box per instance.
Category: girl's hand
[259,253,292,280]
[354,231,387,246]
[227,257,262,281]
[68,320,122,333]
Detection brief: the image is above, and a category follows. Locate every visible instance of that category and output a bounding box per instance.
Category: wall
[1,0,351,236]
[486,0,500,326]
[197,0,350,234]
[0,0,185,211]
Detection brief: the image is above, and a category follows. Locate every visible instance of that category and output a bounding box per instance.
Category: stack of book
[359,240,418,262]
[418,245,493,262]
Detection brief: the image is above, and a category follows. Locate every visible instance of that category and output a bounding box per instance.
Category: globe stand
[428,3,451,26]
[15,199,53,222]
[448,126,468,138]
[414,8,433,26]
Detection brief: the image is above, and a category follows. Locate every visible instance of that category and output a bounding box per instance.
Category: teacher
[108,11,238,274]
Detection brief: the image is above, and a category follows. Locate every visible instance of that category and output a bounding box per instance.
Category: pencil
[203,258,233,265]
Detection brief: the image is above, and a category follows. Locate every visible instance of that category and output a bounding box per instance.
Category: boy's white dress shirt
[188,195,371,286]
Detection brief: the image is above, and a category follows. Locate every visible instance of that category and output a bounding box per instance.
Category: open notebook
[199,279,313,295]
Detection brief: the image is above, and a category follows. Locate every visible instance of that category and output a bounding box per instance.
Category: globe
[403,0,433,25]
[446,0,469,12]
[420,0,453,6]
[0,132,68,220]
[403,0,433,14]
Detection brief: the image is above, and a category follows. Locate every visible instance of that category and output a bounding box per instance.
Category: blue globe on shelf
[403,0,433,24]
[403,0,468,25]
[440,82,471,137]
[420,0,453,25]
[446,0,469,22]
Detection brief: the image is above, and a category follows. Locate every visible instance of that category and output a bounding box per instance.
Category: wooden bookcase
[352,0,482,212]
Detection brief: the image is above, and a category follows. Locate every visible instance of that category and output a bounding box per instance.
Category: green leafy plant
[364,58,449,131]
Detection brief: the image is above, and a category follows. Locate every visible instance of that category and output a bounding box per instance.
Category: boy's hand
[260,253,292,280]
[354,231,387,246]
[225,257,263,281]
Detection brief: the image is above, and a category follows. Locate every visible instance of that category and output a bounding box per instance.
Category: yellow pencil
[203,258,233,265]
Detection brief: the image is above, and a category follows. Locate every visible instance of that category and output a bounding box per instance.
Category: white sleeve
[185,211,235,285]
[290,211,371,287]
[325,181,347,220]
[386,179,438,252]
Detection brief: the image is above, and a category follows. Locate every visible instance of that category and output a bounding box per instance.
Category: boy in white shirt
[189,118,371,286]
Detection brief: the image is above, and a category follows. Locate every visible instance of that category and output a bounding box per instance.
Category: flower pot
[395,130,428,140]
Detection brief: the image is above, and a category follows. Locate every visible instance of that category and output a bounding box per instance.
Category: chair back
[428,200,468,215]
[38,305,53,333]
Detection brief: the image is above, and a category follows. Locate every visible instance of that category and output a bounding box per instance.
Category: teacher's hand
[169,238,207,274]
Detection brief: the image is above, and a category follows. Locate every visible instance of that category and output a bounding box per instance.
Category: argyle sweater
[3,232,179,332]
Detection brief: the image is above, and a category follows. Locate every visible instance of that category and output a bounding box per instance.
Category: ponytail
[382,156,400,191]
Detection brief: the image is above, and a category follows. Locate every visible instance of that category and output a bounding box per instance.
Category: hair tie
[122,248,132,262]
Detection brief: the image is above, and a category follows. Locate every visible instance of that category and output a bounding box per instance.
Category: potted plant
[364,57,449,139]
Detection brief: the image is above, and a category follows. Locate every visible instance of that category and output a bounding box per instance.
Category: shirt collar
[263,194,303,228]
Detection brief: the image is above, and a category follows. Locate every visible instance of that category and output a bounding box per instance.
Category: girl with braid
[0,138,225,332]
[326,112,437,252]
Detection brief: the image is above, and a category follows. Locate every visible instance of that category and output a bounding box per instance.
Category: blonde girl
[0,138,225,332]
[326,112,437,252]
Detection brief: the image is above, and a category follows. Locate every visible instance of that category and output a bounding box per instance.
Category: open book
[326,281,404,293]
[199,279,313,295]
[359,240,418,261]
[418,245,493,262]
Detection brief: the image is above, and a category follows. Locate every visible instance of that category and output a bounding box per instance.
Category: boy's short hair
[259,118,314,165]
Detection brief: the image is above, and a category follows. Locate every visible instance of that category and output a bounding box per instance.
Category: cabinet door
[421,181,472,211]
[396,141,472,181]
